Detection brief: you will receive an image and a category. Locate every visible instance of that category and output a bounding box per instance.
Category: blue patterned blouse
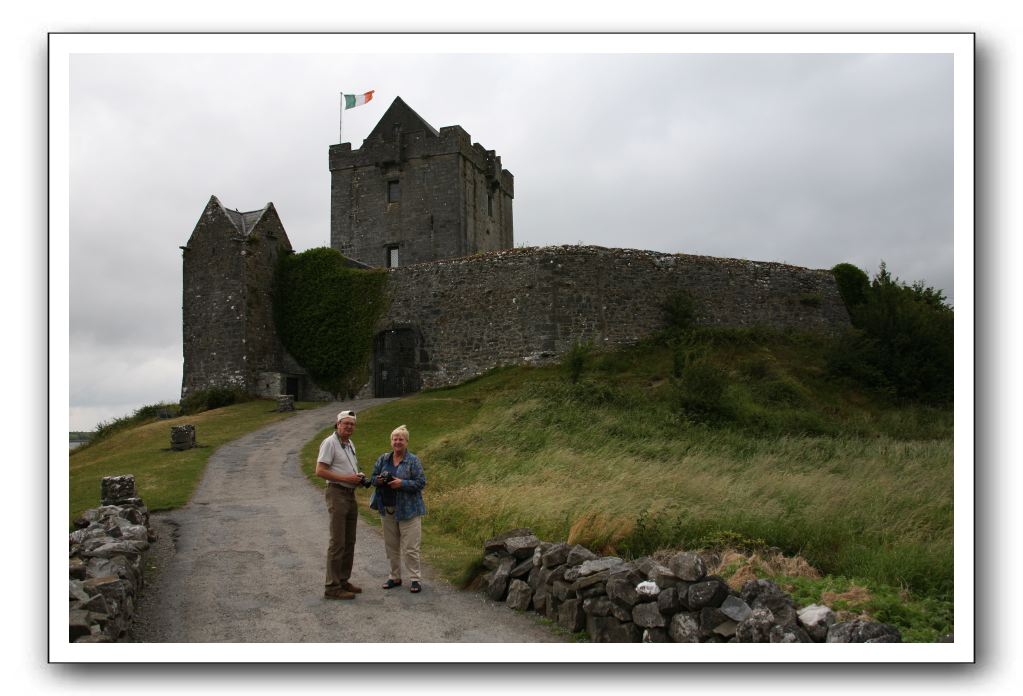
[369,451,427,521]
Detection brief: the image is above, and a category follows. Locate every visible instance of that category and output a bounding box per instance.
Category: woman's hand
[387,478,403,490]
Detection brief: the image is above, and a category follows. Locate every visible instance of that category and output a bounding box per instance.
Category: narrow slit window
[386,245,399,268]
[387,180,400,203]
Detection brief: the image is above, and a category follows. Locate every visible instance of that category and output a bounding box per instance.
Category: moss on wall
[273,247,390,396]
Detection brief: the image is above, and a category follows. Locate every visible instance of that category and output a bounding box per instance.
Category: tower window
[386,245,399,268]
[387,180,400,203]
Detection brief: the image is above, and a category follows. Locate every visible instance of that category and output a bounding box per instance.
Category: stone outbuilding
[180,195,328,401]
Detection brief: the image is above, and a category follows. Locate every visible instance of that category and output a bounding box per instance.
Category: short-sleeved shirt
[318,433,359,489]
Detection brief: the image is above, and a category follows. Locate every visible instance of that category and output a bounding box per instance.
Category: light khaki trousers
[381,513,422,582]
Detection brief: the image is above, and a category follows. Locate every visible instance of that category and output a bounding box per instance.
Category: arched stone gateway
[373,328,422,397]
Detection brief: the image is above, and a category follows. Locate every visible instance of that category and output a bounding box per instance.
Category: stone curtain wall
[381,245,851,391]
[481,528,902,644]
[68,476,154,642]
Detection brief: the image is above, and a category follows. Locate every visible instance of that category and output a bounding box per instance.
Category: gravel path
[128,399,565,643]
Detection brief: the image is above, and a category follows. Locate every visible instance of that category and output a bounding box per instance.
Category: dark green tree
[830,261,953,404]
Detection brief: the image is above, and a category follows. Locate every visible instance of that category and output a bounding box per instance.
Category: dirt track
[129,399,564,643]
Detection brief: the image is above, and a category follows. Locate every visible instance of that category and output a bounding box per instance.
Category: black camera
[378,473,395,486]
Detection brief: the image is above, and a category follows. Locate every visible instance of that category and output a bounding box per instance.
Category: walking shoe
[340,581,362,594]
[324,587,356,600]
[382,579,402,589]
[410,581,422,593]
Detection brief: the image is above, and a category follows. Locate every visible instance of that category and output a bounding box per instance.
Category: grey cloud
[68,50,956,429]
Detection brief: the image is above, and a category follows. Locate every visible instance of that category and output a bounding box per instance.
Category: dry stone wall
[381,245,851,391]
[480,528,902,644]
[68,475,155,642]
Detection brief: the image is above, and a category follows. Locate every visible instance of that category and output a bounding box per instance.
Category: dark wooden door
[374,329,420,397]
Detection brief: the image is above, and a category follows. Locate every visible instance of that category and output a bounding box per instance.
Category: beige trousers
[381,513,422,582]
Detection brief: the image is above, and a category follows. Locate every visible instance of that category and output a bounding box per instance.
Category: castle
[182,97,850,401]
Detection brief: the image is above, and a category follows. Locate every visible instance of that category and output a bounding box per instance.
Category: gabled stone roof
[366,96,440,142]
[223,206,268,236]
[207,195,271,236]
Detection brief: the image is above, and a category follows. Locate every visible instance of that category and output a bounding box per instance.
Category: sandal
[410,581,422,593]
[382,579,402,589]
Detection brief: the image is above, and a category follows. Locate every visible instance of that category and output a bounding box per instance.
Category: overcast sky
[67,46,955,431]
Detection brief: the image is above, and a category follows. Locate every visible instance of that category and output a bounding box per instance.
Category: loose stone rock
[688,577,729,609]
[487,556,515,601]
[565,545,598,566]
[576,556,623,577]
[741,578,797,627]
[606,576,640,607]
[770,624,813,643]
[720,595,753,623]
[735,608,775,643]
[798,603,836,642]
[635,580,660,601]
[510,557,534,578]
[826,620,902,643]
[607,621,642,643]
[541,542,571,568]
[505,534,542,559]
[582,596,613,617]
[632,601,666,628]
[558,598,586,632]
[643,627,670,643]
[657,586,683,615]
[668,551,706,582]
[505,579,533,611]
[483,528,534,553]
[669,612,703,643]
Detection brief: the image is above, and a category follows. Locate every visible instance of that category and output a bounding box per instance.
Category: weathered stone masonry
[378,245,851,392]
[330,97,513,268]
[181,195,333,401]
[183,98,851,400]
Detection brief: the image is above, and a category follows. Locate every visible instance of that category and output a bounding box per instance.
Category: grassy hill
[69,400,304,522]
[69,328,954,641]
[303,328,953,641]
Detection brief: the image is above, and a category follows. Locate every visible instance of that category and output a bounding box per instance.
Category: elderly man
[316,410,367,600]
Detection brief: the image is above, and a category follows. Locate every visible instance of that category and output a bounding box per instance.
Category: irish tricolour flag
[344,91,374,109]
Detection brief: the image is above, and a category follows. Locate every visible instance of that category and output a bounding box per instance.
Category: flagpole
[339,91,344,144]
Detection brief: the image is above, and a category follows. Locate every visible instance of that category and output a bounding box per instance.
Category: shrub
[661,290,698,339]
[672,358,730,423]
[832,262,871,310]
[830,262,953,404]
[79,401,182,450]
[180,387,252,415]
[562,341,593,384]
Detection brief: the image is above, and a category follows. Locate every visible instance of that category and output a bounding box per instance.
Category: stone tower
[328,96,514,267]
[181,195,323,400]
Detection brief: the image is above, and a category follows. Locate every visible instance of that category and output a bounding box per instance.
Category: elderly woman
[370,424,427,593]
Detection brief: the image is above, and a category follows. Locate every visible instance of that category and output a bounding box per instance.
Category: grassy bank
[69,400,311,523]
[300,333,953,641]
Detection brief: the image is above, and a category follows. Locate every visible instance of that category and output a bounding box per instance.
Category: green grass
[296,332,953,641]
[69,400,318,523]
[70,330,954,641]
